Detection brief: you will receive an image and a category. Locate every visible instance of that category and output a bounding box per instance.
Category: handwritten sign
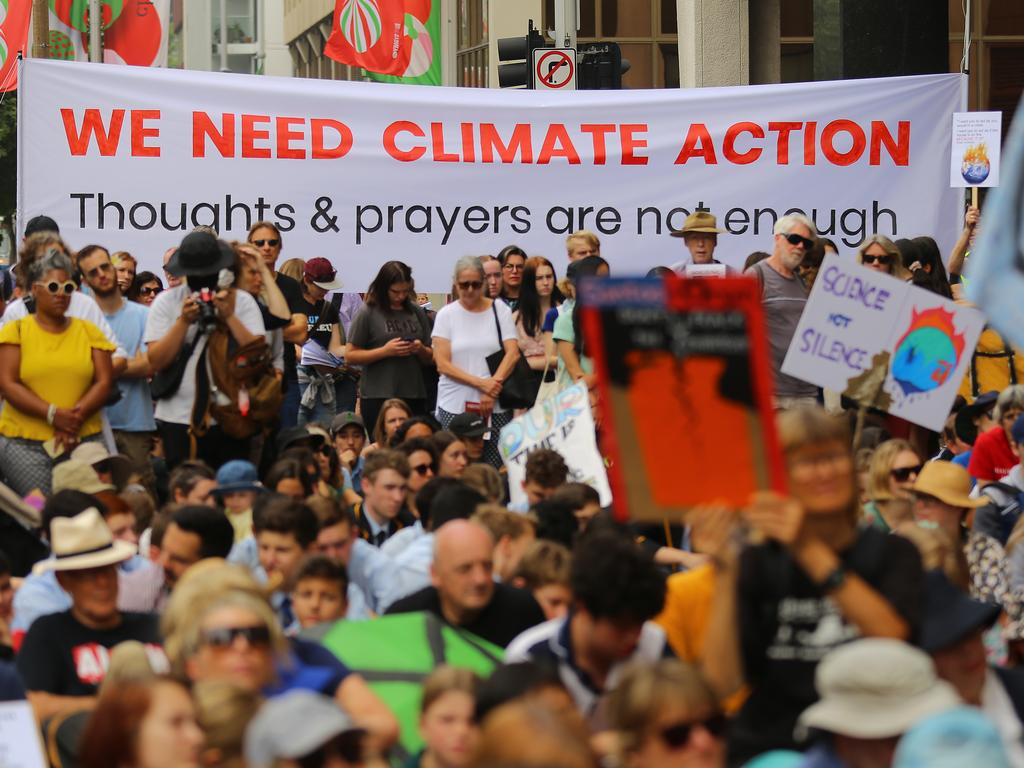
[581,277,785,522]
[499,383,612,509]
[782,253,985,431]
[951,111,1002,188]
[0,701,47,768]
[685,263,728,278]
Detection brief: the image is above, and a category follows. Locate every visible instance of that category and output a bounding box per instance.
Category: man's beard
[92,282,119,299]
[780,250,804,271]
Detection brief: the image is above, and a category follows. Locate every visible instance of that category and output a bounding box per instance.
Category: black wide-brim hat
[165,231,235,277]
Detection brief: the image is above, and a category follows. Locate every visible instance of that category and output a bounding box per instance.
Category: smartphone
[400,336,417,342]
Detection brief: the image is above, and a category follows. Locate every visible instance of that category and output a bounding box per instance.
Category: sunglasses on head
[411,463,434,477]
[35,280,76,295]
[458,280,483,291]
[140,286,162,297]
[201,625,271,649]
[660,714,729,748]
[782,232,815,250]
[252,238,280,247]
[890,464,923,481]
[862,254,892,266]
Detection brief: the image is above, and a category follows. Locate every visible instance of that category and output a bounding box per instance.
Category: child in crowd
[511,540,573,621]
[290,555,349,631]
[210,460,265,543]
[406,666,480,768]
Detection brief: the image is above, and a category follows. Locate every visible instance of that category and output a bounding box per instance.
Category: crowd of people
[0,203,1020,768]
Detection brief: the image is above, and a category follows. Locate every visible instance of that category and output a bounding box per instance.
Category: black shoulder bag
[151,331,202,400]
[486,301,540,410]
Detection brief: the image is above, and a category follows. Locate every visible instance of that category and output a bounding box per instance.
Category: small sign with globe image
[961,142,991,185]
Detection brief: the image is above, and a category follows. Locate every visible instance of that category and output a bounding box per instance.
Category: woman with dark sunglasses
[0,247,114,495]
[863,439,923,533]
[432,256,521,469]
[127,271,164,306]
[607,659,725,768]
[856,235,909,280]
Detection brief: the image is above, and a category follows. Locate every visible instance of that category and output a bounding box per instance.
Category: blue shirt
[347,532,433,614]
[104,299,156,432]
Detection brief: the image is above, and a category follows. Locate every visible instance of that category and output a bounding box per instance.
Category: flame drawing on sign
[961,142,991,184]
[890,307,966,396]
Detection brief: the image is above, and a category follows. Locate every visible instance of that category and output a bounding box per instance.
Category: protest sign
[0,701,47,768]
[966,94,1024,351]
[498,383,612,509]
[19,59,964,290]
[582,277,785,522]
[950,111,1002,188]
[783,253,985,431]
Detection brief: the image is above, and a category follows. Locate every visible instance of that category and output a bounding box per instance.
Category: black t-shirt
[16,610,165,697]
[303,296,342,350]
[727,527,923,767]
[385,583,546,648]
[276,273,306,381]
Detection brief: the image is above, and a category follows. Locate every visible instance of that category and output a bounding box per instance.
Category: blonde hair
[565,230,600,253]
[161,561,285,677]
[461,464,505,504]
[110,251,137,268]
[775,406,850,455]
[857,234,909,279]
[512,540,572,589]
[866,439,919,502]
[471,701,596,768]
[193,680,262,768]
[471,504,537,542]
[608,660,718,756]
[278,257,305,283]
[420,666,480,714]
[893,521,969,590]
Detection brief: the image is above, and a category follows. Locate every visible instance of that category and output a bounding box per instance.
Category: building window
[457,0,488,86]
[542,0,678,88]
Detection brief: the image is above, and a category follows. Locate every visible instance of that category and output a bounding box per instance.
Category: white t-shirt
[432,299,516,414]
[144,285,266,425]
[2,291,128,359]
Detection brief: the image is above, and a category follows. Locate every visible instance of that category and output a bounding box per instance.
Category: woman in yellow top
[0,249,114,495]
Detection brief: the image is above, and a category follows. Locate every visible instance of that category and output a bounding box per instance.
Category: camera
[197,287,217,331]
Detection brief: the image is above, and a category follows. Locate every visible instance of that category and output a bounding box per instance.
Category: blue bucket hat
[211,460,264,496]
[893,707,1009,768]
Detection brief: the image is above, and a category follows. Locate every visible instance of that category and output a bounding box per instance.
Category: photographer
[145,231,265,469]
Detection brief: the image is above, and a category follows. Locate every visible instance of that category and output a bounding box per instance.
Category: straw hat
[34,508,136,575]
[912,462,987,509]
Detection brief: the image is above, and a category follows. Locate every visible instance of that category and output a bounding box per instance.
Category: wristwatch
[818,564,847,593]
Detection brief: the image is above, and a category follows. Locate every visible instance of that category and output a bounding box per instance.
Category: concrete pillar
[748,0,780,85]
[261,0,293,77]
[487,0,542,89]
[677,0,750,87]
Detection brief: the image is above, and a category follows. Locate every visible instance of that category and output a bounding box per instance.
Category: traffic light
[578,43,631,89]
[497,20,548,89]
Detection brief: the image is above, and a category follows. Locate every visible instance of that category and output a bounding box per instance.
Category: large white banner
[19,59,964,291]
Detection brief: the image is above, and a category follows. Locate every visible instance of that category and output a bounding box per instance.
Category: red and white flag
[47,0,170,67]
[0,0,33,92]
[324,0,410,76]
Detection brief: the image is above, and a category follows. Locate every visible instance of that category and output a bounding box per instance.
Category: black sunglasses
[411,463,434,477]
[783,232,815,250]
[200,625,271,649]
[140,286,162,296]
[890,464,923,481]
[252,238,280,247]
[661,714,729,748]
[458,280,483,290]
[862,254,892,266]
[318,444,333,457]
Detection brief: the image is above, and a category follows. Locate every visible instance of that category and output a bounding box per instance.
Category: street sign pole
[554,0,577,50]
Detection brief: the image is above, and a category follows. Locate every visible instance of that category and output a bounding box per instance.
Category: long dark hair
[366,260,415,311]
[570,256,610,358]
[909,236,953,299]
[518,256,563,337]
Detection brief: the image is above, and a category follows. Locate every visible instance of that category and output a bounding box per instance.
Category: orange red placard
[581,276,786,523]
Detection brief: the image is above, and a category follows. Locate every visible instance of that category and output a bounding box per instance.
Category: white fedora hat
[34,508,136,575]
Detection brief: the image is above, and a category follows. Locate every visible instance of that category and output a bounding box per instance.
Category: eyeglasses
[200,625,271,649]
[458,281,483,291]
[84,263,113,278]
[140,286,162,297]
[411,463,435,477]
[862,254,892,266]
[660,714,729,748]
[251,239,280,247]
[782,232,815,250]
[35,280,76,295]
[503,263,524,272]
[890,465,923,482]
